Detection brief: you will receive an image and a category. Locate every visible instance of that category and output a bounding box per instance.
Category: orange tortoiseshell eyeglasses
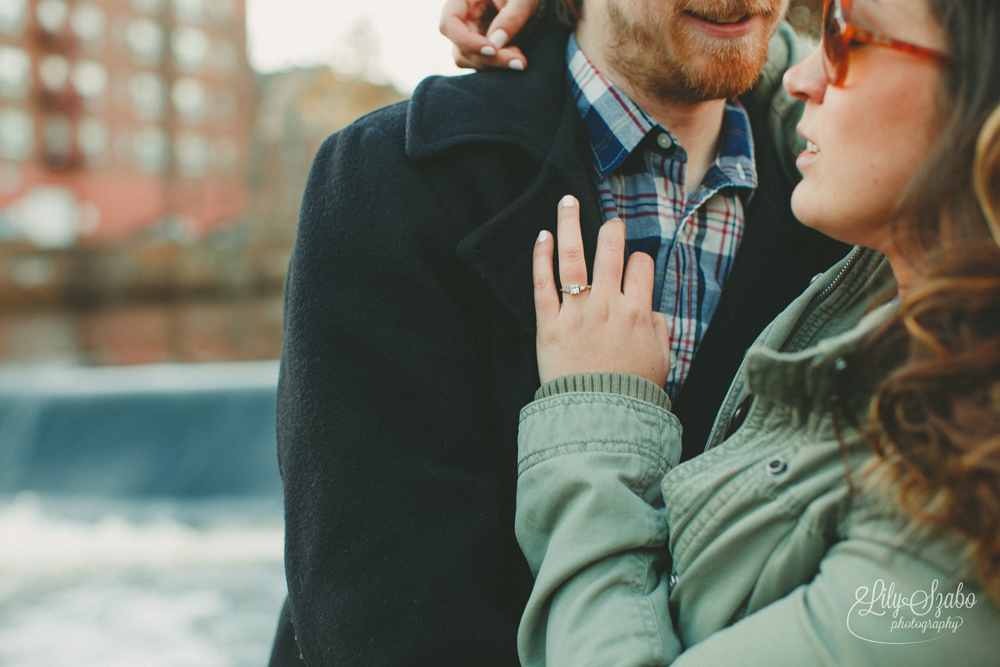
[822,0,959,87]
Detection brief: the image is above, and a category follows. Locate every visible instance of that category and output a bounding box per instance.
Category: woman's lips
[797,140,821,170]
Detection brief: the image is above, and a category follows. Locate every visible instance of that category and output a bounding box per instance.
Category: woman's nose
[784,45,828,104]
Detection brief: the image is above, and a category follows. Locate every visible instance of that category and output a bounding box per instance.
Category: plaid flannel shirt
[567,35,758,399]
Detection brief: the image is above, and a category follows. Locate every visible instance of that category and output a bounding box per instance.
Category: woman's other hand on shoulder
[439,0,537,71]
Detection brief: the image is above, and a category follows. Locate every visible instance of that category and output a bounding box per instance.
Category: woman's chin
[790,187,821,231]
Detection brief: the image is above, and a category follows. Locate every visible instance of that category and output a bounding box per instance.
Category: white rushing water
[0,493,287,667]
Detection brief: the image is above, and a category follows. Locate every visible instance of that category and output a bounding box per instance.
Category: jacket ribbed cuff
[535,372,672,411]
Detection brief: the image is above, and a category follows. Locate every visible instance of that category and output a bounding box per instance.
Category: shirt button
[669,572,679,587]
[656,133,674,150]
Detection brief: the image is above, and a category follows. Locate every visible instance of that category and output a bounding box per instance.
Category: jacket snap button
[723,395,754,440]
[832,356,848,375]
[669,573,679,587]
[765,457,788,476]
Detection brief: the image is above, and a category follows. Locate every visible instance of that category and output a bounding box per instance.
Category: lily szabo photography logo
[847,579,977,645]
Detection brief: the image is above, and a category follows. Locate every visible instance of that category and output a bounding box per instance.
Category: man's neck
[575,30,728,193]
[625,87,727,193]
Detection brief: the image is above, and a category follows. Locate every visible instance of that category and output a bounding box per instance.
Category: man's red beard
[606,0,782,103]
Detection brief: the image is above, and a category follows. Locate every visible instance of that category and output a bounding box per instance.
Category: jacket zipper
[778,246,863,352]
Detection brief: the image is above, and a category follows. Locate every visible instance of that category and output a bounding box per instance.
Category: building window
[133,126,168,173]
[172,77,207,122]
[6,186,82,248]
[0,108,33,160]
[129,71,166,121]
[214,136,239,173]
[171,27,210,71]
[207,0,233,23]
[175,132,208,176]
[131,0,163,14]
[77,117,108,165]
[44,114,76,168]
[214,89,237,120]
[0,47,31,100]
[71,4,106,46]
[173,0,205,24]
[39,54,71,91]
[72,60,108,102]
[0,0,28,36]
[36,0,69,34]
[212,40,237,72]
[126,18,165,67]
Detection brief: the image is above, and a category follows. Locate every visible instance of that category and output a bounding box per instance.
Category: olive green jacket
[516,248,1000,665]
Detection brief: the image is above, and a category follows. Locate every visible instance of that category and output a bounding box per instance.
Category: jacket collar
[745,250,895,411]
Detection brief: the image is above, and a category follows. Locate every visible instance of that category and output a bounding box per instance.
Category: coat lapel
[454,100,602,337]
[404,26,602,337]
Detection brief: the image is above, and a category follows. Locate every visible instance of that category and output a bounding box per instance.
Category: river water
[0,494,286,667]
[0,360,288,666]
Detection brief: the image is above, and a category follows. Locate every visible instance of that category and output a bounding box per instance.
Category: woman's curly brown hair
[866,248,1000,603]
[854,102,1000,605]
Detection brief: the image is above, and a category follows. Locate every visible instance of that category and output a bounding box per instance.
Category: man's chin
[662,58,765,101]
[667,28,772,99]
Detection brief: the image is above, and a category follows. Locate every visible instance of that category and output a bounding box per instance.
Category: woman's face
[783,0,948,257]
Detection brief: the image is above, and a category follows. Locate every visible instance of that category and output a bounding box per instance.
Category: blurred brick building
[0,0,253,249]
[247,65,407,251]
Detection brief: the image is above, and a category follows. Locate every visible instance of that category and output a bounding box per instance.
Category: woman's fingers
[481,0,536,69]
[451,45,527,70]
[439,1,492,62]
[532,229,560,326]
[535,198,672,387]
[439,0,532,70]
[622,248,656,308]
[556,195,590,296]
[592,219,626,296]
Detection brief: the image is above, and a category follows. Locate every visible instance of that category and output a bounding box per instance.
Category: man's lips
[683,9,761,35]
[685,11,754,25]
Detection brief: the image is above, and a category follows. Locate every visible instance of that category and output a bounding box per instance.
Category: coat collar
[405,25,603,338]
[405,25,573,165]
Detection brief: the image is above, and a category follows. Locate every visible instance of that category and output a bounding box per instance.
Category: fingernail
[488,29,509,49]
[480,46,496,57]
[508,59,524,71]
[537,230,551,243]
[560,195,576,208]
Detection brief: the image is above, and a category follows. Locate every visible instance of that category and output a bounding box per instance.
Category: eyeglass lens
[823,0,847,85]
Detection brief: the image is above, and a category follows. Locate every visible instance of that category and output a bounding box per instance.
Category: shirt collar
[566,34,757,191]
